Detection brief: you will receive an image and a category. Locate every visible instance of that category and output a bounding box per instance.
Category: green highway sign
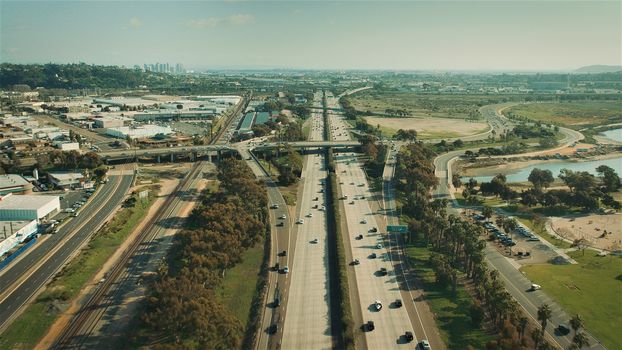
[387,225,408,233]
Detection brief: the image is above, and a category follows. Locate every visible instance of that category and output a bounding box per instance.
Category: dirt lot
[363,116,488,138]
[550,213,622,251]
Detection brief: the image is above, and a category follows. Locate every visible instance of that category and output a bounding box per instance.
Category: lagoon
[467,156,622,183]
[600,128,622,143]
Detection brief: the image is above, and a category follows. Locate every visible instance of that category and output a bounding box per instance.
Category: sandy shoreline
[459,152,622,178]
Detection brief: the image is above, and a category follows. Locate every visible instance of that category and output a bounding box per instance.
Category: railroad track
[211,92,252,145]
[52,162,205,349]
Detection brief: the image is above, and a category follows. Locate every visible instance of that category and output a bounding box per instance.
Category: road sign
[387,225,408,233]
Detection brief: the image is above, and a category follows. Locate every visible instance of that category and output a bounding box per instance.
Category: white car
[306,213,313,218]
[376,243,383,249]
[361,219,367,224]
[420,339,431,350]
[374,300,382,311]
[65,208,75,213]
[311,238,319,244]
[279,214,286,220]
[296,219,304,224]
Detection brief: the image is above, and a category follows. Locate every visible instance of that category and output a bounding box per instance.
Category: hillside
[574,65,622,74]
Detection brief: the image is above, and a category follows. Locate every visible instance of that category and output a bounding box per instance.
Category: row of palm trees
[537,304,591,349]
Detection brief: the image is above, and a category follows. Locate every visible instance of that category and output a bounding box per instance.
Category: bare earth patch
[550,214,622,251]
[363,116,488,137]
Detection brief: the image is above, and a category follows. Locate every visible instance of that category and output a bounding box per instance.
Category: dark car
[268,323,278,334]
[279,250,287,257]
[394,299,403,308]
[276,222,284,227]
[556,324,571,336]
[274,262,280,271]
[355,234,364,240]
[369,227,378,233]
[378,267,388,276]
[364,321,375,332]
[370,253,377,259]
[404,331,414,342]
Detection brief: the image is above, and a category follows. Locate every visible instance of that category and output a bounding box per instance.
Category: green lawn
[0,189,157,350]
[522,252,622,349]
[405,245,495,349]
[216,241,265,331]
[506,101,622,130]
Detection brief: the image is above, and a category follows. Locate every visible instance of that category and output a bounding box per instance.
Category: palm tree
[518,316,528,339]
[537,303,552,334]
[570,314,583,337]
[572,331,590,349]
[531,328,543,349]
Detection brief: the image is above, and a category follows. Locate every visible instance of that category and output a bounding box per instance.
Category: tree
[394,129,417,142]
[559,169,596,193]
[518,316,528,339]
[539,137,556,149]
[531,328,544,349]
[571,331,590,349]
[537,304,552,334]
[482,206,494,221]
[596,165,621,193]
[528,168,555,190]
[569,314,583,337]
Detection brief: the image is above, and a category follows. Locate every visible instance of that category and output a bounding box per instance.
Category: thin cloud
[228,14,254,25]
[187,17,222,29]
[129,17,143,28]
[186,14,254,29]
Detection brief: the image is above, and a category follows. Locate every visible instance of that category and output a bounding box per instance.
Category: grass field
[0,189,157,350]
[349,91,518,120]
[522,251,622,349]
[216,240,265,332]
[405,245,495,349]
[363,116,488,140]
[506,101,622,130]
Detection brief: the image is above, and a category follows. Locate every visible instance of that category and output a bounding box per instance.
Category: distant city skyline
[1,1,620,71]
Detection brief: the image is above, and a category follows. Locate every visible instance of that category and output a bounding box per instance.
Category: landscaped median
[326,148,355,350]
[0,187,157,350]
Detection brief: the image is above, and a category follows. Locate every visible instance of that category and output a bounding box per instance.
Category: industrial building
[47,172,85,189]
[0,220,38,258]
[53,142,80,151]
[0,194,60,221]
[93,116,131,128]
[0,175,32,195]
[106,125,173,139]
[133,110,218,122]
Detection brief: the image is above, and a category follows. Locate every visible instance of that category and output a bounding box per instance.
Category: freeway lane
[0,174,134,332]
[281,92,334,349]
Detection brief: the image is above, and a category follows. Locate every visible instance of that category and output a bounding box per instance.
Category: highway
[281,91,334,349]
[237,146,292,350]
[432,129,606,350]
[52,162,208,349]
[328,93,418,349]
[0,171,135,332]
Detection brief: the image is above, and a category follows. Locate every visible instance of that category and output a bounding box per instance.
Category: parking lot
[48,188,96,223]
[469,212,563,265]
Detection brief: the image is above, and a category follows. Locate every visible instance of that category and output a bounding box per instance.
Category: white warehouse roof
[0,194,59,210]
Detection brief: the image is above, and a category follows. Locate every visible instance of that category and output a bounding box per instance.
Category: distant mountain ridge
[574,65,622,74]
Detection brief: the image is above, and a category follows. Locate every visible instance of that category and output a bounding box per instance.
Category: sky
[1,0,621,71]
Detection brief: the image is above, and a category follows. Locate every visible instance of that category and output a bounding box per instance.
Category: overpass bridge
[99,140,362,162]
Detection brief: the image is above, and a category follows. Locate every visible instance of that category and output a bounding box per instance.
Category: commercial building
[47,172,85,189]
[93,116,130,128]
[0,194,60,221]
[0,175,32,195]
[133,110,218,122]
[106,125,173,139]
[53,142,80,151]
[0,219,38,257]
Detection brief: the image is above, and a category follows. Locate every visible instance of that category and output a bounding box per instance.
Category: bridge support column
[170,153,174,162]
[190,152,196,162]
[157,155,161,163]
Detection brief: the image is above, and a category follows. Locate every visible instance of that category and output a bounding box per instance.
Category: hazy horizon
[1,0,621,71]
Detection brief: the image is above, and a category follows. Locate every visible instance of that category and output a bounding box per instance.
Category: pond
[466,156,622,183]
[600,128,622,143]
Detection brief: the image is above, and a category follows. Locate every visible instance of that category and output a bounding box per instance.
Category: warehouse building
[93,116,130,128]
[47,172,85,189]
[0,194,60,222]
[0,175,32,195]
[106,125,173,139]
[0,220,38,258]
